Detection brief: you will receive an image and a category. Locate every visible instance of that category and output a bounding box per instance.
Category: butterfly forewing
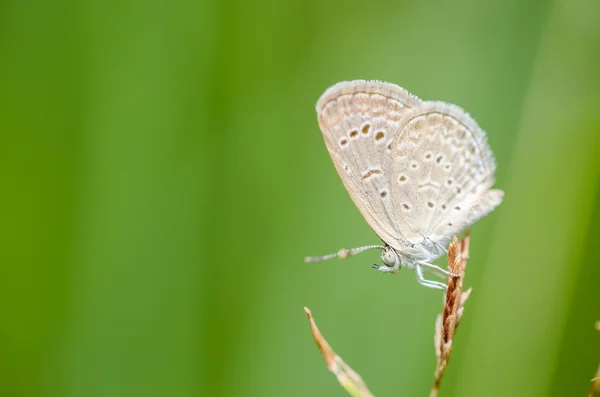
[391,102,502,246]
[316,81,421,245]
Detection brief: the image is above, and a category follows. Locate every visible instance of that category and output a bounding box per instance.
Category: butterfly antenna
[304,245,385,263]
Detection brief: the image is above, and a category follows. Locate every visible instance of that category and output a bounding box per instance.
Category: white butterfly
[306,80,503,290]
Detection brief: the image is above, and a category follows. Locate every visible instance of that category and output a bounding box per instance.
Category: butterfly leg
[418,262,460,279]
[429,238,448,254]
[415,264,448,290]
[424,237,459,261]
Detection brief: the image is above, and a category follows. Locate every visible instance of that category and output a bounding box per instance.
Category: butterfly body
[398,237,448,264]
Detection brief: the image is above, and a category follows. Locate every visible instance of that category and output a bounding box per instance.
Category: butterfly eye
[382,249,397,266]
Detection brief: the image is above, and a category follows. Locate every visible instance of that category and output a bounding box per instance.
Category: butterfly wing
[391,102,503,247]
[316,80,422,247]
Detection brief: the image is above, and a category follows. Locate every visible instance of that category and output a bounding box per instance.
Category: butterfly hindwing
[391,102,502,247]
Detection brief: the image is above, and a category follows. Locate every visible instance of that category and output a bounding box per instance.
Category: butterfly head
[377,246,401,273]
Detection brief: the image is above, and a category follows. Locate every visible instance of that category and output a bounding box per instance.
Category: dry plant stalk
[590,364,600,397]
[588,321,600,397]
[304,307,374,397]
[430,234,472,397]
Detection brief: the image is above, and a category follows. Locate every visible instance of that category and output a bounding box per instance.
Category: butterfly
[305,80,503,290]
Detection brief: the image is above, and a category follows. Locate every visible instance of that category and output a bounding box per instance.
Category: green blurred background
[1,0,599,396]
